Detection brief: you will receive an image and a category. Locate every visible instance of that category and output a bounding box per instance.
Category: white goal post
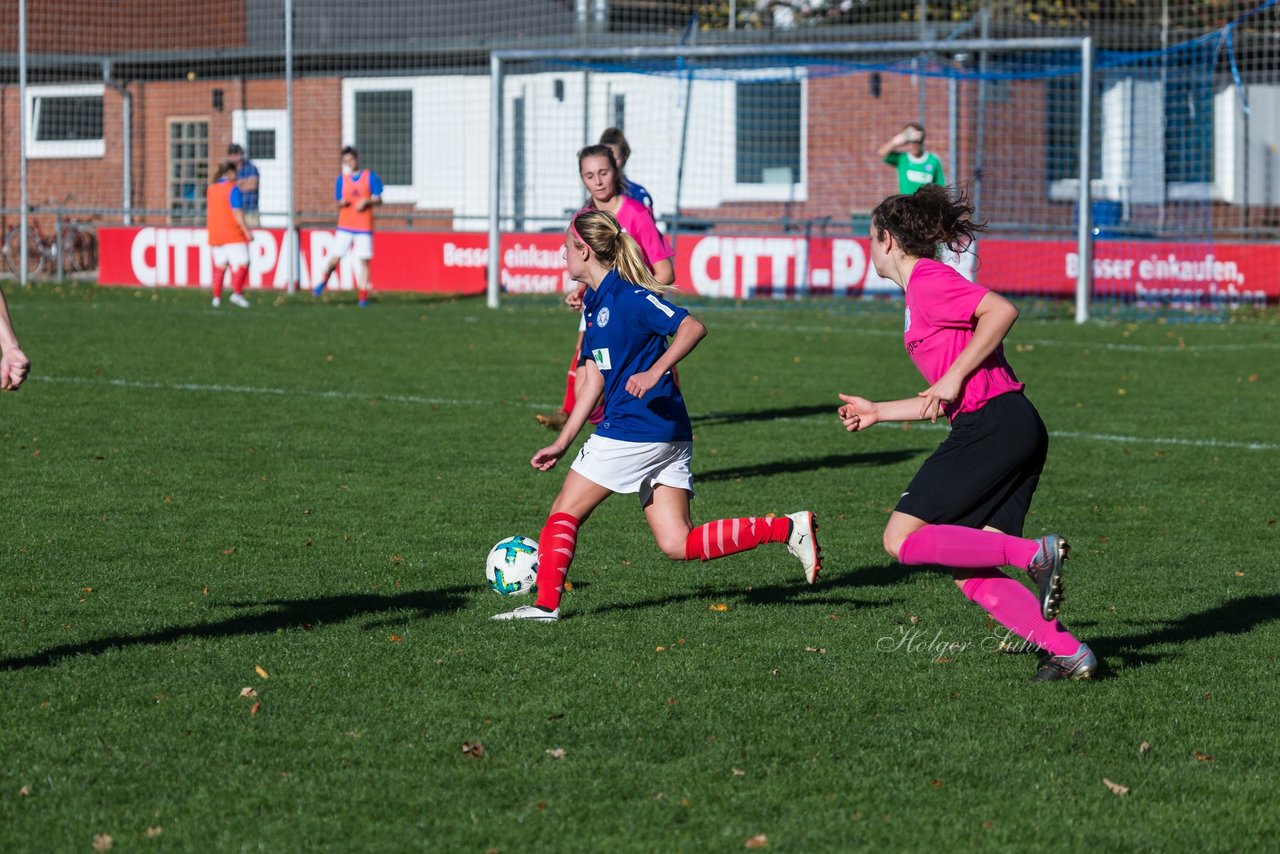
[487,37,1095,320]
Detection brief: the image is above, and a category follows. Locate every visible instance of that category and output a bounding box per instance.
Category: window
[1047,73,1216,203]
[1045,77,1101,185]
[355,90,412,186]
[612,94,626,130]
[736,81,802,185]
[247,129,276,161]
[1165,75,1213,185]
[168,120,209,224]
[25,84,105,158]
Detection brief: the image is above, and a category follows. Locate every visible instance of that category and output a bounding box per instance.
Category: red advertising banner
[98,227,1279,305]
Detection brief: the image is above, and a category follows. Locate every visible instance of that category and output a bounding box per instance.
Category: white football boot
[490,605,559,622]
[785,511,822,585]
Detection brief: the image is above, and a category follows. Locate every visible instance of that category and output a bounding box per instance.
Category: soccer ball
[486,536,538,596]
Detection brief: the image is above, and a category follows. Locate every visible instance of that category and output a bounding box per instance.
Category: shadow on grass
[582,564,901,618]
[699,449,922,482]
[1088,594,1280,672]
[0,585,471,671]
[693,403,837,427]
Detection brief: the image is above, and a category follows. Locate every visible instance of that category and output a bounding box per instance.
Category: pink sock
[898,525,1039,570]
[961,573,1080,657]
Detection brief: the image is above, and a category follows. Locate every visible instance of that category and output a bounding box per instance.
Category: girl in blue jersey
[493,209,820,621]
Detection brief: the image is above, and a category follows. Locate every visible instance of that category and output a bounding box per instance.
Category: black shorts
[895,392,1048,537]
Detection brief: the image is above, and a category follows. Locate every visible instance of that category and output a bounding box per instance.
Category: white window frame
[722,70,808,203]
[25,84,106,159]
[342,78,417,205]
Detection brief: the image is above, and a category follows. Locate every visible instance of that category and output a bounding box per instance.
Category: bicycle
[2,213,97,278]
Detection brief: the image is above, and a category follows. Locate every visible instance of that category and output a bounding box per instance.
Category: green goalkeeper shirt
[884,151,946,194]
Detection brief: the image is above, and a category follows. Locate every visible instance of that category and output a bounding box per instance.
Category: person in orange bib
[206,161,254,308]
[313,146,383,307]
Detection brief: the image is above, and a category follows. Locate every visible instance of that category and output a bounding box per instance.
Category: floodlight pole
[18,0,28,287]
[285,0,298,294]
[1075,36,1094,325]
[488,51,504,309]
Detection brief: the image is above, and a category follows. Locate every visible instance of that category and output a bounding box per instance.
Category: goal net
[488,33,1251,317]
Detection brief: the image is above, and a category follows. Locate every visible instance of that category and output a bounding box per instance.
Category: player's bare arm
[917,291,1019,420]
[626,316,705,399]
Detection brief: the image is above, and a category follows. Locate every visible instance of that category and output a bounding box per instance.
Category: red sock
[357,288,368,302]
[684,516,789,561]
[898,525,1039,569]
[533,512,579,611]
[212,266,226,299]
[961,573,1080,657]
[231,266,248,296]
[559,347,579,416]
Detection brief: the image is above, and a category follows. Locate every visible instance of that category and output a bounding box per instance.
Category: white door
[232,109,290,227]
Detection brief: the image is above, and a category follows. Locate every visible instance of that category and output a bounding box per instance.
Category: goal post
[488,37,1097,318]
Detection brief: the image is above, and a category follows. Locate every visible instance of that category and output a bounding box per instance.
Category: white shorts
[332,230,374,261]
[211,243,249,268]
[570,434,694,506]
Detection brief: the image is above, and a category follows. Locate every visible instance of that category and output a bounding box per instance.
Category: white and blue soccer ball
[486,535,538,596]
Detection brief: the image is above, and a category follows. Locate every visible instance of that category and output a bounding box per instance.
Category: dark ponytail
[871,184,986,261]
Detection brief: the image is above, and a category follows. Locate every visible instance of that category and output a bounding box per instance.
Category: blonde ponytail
[570,209,673,295]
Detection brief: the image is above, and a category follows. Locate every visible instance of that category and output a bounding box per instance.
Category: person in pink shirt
[837,184,1095,681]
[535,145,674,431]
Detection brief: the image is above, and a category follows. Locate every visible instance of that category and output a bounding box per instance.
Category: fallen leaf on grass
[255,665,270,679]
[1234,571,1245,577]
[221,548,236,555]
[804,647,827,654]
[249,702,262,716]
[144,827,163,838]
[92,834,113,851]
[389,634,404,643]
[545,748,566,759]
[1194,751,1213,762]
[1139,741,1151,755]
[732,768,746,777]
[239,687,258,699]
[564,582,574,591]
[462,741,485,759]
[18,785,30,796]
[709,603,728,612]
[1103,778,1129,796]
[930,779,944,788]
[744,835,768,849]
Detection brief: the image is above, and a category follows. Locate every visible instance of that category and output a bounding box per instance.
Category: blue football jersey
[582,270,691,442]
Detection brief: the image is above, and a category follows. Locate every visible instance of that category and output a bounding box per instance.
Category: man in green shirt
[877,123,946,194]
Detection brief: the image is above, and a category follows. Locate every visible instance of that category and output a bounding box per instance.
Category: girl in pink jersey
[535,145,674,432]
[837,185,1095,681]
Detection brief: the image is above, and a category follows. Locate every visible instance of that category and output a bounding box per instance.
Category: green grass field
[1,283,1277,852]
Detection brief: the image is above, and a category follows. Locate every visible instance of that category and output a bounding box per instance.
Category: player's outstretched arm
[532,361,604,471]
[838,393,928,431]
[0,287,29,391]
